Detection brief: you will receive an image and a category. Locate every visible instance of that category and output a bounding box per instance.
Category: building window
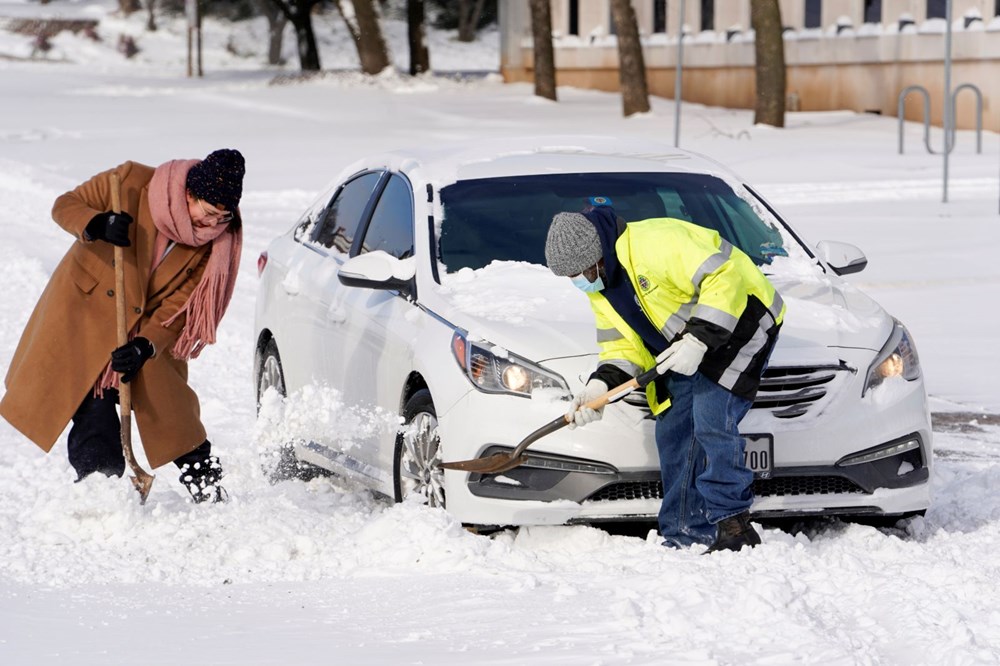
[568,0,579,36]
[654,0,668,33]
[700,0,714,31]
[926,0,946,19]
[804,0,821,28]
[863,0,881,23]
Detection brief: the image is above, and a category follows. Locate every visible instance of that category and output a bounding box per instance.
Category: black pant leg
[173,439,212,469]
[68,389,125,480]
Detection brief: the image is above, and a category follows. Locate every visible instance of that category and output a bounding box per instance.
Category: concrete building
[500,1,1000,132]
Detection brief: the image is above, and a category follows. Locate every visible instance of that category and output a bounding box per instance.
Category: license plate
[743,434,773,479]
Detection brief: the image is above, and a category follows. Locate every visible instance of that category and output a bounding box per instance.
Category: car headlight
[863,320,921,395]
[451,330,569,398]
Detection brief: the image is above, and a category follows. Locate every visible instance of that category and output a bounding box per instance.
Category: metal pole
[943,0,952,203]
[674,0,685,147]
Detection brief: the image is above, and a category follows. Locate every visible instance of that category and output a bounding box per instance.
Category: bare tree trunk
[256,0,288,64]
[407,0,429,75]
[751,0,786,127]
[336,0,361,44]
[610,0,649,116]
[528,0,556,101]
[119,0,141,15]
[144,0,156,31]
[335,0,390,75]
[269,0,322,71]
[457,0,485,42]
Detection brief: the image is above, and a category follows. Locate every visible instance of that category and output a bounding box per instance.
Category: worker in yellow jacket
[545,206,784,552]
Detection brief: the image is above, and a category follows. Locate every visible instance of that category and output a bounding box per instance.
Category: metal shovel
[439,366,662,475]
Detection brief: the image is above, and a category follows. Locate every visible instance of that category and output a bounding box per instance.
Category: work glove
[85,211,134,247]
[111,337,155,383]
[565,378,609,430]
[655,333,709,376]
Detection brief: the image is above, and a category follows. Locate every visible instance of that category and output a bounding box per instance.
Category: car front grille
[588,480,663,502]
[753,363,853,419]
[585,474,868,503]
[622,363,853,420]
[753,475,867,497]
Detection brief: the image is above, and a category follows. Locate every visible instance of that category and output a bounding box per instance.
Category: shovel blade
[130,473,155,505]
[438,452,524,474]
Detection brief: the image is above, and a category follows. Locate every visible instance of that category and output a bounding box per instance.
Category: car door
[333,172,418,475]
[286,171,387,479]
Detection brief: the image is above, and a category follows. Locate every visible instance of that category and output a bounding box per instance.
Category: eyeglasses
[197,198,234,224]
[570,264,601,282]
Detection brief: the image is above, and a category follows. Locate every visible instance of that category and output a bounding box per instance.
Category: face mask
[571,273,605,293]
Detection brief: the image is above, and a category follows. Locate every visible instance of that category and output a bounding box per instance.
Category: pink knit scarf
[146,158,242,360]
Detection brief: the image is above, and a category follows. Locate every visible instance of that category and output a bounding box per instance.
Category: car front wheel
[395,389,445,508]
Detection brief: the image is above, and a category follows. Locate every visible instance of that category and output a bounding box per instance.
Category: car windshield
[438,172,791,273]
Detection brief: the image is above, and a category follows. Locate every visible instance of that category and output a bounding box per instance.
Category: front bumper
[439,353,933,527]
[459,431,930,522]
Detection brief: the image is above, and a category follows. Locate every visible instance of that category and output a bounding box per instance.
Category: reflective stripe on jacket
[588,217,785,402]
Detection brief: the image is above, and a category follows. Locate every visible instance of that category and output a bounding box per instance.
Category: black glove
[85,211,134,247]
[111,337,155,383]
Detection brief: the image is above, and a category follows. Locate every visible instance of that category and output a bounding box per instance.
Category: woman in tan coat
[0,149,245,503]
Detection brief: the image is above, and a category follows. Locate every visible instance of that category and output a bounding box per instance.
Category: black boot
[178,455,229,504]
[705,511,761,554]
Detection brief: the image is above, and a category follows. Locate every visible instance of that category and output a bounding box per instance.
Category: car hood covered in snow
[426,260,893,367]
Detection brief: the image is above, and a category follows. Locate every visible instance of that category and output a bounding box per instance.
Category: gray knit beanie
[545,212,603,276]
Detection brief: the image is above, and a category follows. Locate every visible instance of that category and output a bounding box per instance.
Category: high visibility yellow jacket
[588,217,785,407]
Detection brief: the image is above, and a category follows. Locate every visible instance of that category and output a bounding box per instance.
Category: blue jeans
[655,372,754,547]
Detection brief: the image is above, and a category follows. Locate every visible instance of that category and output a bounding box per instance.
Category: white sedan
[254,136,931,528]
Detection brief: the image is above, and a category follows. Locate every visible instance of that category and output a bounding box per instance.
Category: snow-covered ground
[2,2,1000,664]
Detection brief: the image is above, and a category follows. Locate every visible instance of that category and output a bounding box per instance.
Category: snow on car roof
[332,135,729,190]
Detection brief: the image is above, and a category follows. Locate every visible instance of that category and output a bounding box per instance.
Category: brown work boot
[705,511,761,554]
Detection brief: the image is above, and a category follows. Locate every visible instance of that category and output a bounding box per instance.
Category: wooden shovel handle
[439,366,665,473]
[110,175,128,409]
[574,365,661,418]
[109,172,154,502]
[507,367,663,460]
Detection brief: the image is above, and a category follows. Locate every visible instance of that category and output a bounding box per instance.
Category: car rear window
[437,172,787,273]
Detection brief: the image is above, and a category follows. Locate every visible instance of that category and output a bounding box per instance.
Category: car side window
[358,174,414,259]
[293,189,336,242]
[311,171,382,254]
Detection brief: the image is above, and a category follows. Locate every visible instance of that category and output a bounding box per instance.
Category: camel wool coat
[0,161,213,469]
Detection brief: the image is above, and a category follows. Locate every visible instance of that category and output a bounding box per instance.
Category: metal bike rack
[897,86,934,154]
[897,83,983,155]
[951,83,983,154]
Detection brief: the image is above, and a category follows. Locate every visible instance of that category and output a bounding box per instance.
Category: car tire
[257,337,286,410]
[394,389,445,507]
[256,337,326,483]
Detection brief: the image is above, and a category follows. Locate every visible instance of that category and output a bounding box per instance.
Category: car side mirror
[338,251,416,297]
[815,240,868,275]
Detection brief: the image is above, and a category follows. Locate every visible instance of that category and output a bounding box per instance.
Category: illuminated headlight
[838,436,921,467]
[451,330,569,398]
[863,320,921,395]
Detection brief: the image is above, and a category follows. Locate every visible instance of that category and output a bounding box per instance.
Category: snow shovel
[439,366,663,475]
[110,172,155,503]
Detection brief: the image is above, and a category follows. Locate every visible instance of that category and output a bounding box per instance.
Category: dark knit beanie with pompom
[186,148,245,214]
